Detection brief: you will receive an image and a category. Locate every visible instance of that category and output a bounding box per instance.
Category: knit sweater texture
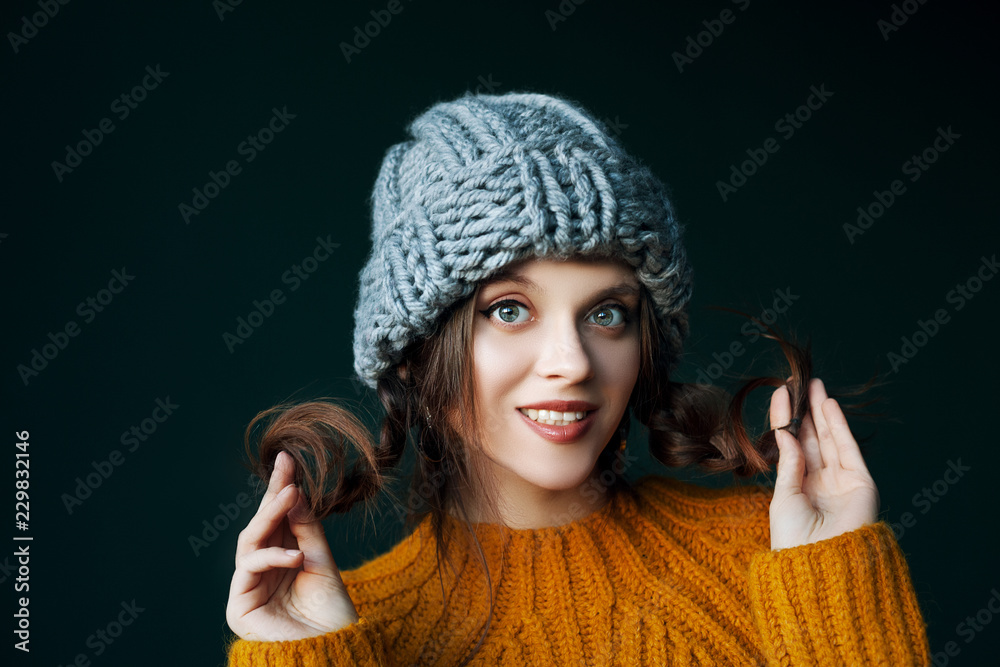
[225,475,931,666]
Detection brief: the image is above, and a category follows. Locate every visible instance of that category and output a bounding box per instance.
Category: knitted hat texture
[352,91,693,389]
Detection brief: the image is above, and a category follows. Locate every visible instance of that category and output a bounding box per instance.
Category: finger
[808,378,839,470]
[782,377,822,471]
[770,385,804,495]
[236,483,299,559]
[771,382,821,470]
[821,398,868,471]
[261,451,295,507]
[795,409,824,472]
[773,427,805,498]
[229,546,304,601]
[769,383,791,432]
[285,489,341,580]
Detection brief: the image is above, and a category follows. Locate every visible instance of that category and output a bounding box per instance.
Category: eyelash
[478,300,632,329]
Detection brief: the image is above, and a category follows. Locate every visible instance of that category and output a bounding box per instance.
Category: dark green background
[3,1,998,665]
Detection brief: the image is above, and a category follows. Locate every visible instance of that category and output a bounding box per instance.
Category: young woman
[225,91,931,665]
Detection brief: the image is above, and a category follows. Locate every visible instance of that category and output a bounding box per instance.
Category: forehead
[482,256,638,288]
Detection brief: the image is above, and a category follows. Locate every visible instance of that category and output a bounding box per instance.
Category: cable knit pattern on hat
[352,91,694,388]
[226,476,931,666]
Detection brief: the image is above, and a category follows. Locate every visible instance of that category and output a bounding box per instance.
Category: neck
[446,463,617,530]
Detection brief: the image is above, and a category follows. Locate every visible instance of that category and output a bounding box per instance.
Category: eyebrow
[482,271,641,301]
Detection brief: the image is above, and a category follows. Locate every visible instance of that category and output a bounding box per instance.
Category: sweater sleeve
[225,616,389,667]
[747,520,930,666]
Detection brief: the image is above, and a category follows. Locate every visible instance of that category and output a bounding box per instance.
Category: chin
[517,456,601,491]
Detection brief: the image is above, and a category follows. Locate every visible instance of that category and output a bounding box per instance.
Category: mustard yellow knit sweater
[226,475,931,666]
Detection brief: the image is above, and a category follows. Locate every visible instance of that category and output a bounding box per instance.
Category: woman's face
[469,256,642,517]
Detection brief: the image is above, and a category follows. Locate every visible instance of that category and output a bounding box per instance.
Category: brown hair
[242,263,884,665]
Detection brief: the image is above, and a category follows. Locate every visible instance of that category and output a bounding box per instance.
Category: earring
[418,440,443,463]
[618,430,627,453]
[424,406,432,426]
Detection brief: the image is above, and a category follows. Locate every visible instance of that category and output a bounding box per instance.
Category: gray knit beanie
[352,90,693,390]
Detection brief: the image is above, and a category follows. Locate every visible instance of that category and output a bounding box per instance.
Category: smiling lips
[516,400,599,443]
[518,407,589,425]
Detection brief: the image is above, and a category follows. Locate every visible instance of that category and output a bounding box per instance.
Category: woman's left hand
[768,377,881,550]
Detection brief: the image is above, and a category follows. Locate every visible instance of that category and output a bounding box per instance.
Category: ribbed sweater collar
[435,479,636,564]
[337,476,777,663]
[395,478,692,627]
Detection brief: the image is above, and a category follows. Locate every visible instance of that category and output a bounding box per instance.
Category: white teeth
[519,408,588,425]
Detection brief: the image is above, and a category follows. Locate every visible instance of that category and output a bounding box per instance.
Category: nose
[535,316,594,384]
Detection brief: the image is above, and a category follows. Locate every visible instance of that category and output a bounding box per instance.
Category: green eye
[590,306,627,327]
[478,301,631,328]
[480,300,530,325]
[496,303,526,323]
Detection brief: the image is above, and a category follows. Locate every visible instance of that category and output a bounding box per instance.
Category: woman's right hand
[226,451,360,641]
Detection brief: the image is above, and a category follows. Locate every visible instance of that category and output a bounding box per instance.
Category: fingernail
[285,549,301,556]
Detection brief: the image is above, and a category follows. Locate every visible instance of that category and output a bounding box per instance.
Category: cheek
[594,336,641,396]
[472,328,528,419]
